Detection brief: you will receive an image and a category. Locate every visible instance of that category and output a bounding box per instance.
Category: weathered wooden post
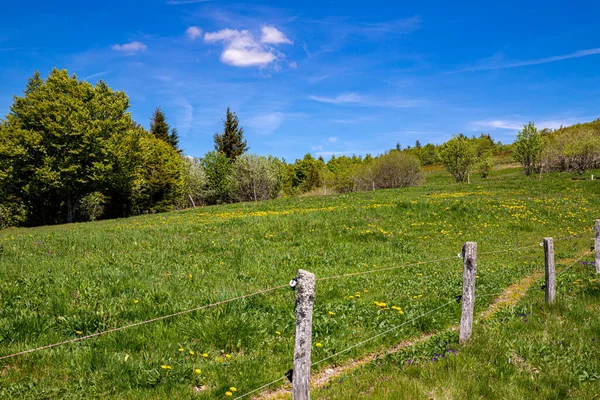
[543,237,556,303]
[459,242,477,344]
[595,220,600,274]
[292,269,316,400]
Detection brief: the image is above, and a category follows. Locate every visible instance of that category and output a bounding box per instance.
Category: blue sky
[1,0,599,161]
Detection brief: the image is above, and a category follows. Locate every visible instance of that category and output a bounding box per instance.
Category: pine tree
[168,128,180,152]
[150,107,170,143]
[415,140,422,149]
[214,107,248,161]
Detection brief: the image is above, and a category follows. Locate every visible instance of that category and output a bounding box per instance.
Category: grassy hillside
[311,263,600,399]
[0,167,598,399]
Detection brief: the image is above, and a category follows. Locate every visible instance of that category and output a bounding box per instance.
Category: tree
[1,69,132,223]
[234,154,282,201]
[513,122,542,176]
[438,134,477,182]
[168,128,180,152]
[150,107,170,142]
[214,108,248,161]
[131,134,184,213]
[415,140,422,149]
[202,151,236,204]
[357,151,423,189]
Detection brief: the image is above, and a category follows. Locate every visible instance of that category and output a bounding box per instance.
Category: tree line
[1,69,598,228]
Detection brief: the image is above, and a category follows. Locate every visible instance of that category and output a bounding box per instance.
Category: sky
[1,0,599,161]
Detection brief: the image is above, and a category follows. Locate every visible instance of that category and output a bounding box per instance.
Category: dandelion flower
[76,331,83,335]
[364,289,368,293]
[328,311,335,316]
[195,368,201,374]
[161,365,173,370]
[225,392,233,397]
[202,353,209,358]
[178,348,184,352]
[276,331,281,335]
[189,351,195,355]
[230,387,237,392]
[134,299,139,304]
[189,274,193,279]
[349,296,354,299]
[315,343,323,348]
[225,354,231,359]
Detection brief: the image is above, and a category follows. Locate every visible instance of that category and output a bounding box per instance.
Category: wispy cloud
[204,27,291,68]
[167,0,212,4]
[111,41,147,55]
[84,71,110,80]
[248,112,285,134]
[309,92,424,108]
[472,117,588,131]
[332,115,378,124]
[186,26,202,40]
[451,47,600,73]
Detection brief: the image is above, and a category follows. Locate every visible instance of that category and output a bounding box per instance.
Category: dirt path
[257,270,544,400]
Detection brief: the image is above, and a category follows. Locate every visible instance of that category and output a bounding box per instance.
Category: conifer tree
[150,107,170,143]
[168,128,180,152]
[214,107,248,161]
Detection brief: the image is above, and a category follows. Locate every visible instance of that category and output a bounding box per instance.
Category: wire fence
[234,240,597,400]
[0,224,596,400]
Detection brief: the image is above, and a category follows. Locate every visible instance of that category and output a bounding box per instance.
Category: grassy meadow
[0,166,599,399]
[311,259,600,399]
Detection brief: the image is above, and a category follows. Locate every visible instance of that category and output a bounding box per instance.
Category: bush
[234,154,283,202]
[0,199,26,229]
[438,134,477,182]
[78,192,106,221]
[513,122,542,176]
[542,126,600,174]
[357,151,423,190]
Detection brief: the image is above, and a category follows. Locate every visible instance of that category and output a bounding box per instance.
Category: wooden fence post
[459,242,477,344]
[292,269,316,400]
[543,238,556,303]
[595,220,600,274]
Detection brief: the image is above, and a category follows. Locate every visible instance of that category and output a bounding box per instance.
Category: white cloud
[451,47,600,73]
[186,26,202,40]
[248,112,284,134]
[309,92,424,108]
[328,136,338,143]
[204,28,285,67]
[289,61,297,69]
[260,26,292,45]
[472,118,587,131]
[111,41,147,54]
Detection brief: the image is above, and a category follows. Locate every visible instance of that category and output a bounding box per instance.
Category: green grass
[311,259,600,399]
[0,167,598,399]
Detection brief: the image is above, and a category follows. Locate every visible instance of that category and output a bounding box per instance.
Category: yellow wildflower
[230,387,237,392]
[202,353,209,358]
[195,368,201,374]
[316,343,323,348]
[225,392,233,397]
[178,348,184,352]
[189,351,195,355]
